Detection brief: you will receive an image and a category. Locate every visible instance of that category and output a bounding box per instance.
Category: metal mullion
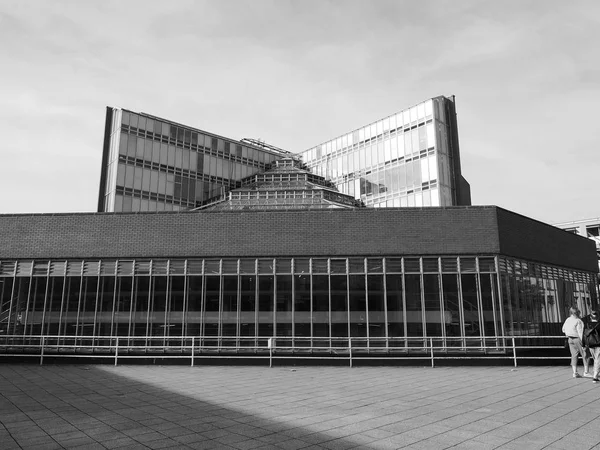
[474,268,485,348]
[56,273,67,345]
[401,259,407,348]
[327,260,332,349]
[22,273,33,340]
[38,271,50,344]
[127,270,135,347]
[218,260,223,348]
[309,259,313,348]
[436,257,445,349]
[291,260,295,348]
[109,264,118,341]
[253,259,258,347]
[144,270,152,348]
[5,271,16,336]
[489,271,501,348]
[74,261,85,346]
[345,262,350,351]
[457,257,466,348]
[419,259,426,349]
[236,261,241,349]
[163,270,171,348]
[183,260,189,345]
[495,256,507,346]
[91,265,100,347]
[72,264,84,346]
[364,265,370,349]
[383,258,389,348]
[272,265,277,341]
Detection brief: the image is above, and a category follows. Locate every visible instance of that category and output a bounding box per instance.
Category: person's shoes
[593,378,599,383]
[573,373,582,378]
[583,372,592,378]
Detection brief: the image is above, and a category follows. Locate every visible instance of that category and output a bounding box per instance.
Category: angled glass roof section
[195,157,363,211]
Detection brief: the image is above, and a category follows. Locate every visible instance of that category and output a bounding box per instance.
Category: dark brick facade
[0,206,596,272]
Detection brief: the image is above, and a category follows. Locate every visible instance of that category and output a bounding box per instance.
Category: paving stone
[2,365,600,449]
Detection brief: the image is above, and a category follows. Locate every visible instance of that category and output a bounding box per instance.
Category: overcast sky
[1,0,598,224]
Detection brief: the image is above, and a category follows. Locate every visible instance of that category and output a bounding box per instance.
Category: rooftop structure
[99,95,470,213]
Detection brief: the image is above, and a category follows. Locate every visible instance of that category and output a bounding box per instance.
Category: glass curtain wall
[299,99,445,208]
[0,257,596,351]
[102,109,282,212]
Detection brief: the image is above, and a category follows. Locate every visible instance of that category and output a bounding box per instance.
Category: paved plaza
[1,362,599,449]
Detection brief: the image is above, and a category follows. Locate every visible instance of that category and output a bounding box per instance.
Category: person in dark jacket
[583,309,600,383]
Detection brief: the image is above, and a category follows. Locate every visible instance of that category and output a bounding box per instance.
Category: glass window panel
[276,275,292,337]
[418,126,427,151]
[367,258,383,273]
[422,258,439,273]
[258,259,274,274]
[240,275,256,312]
[221,259,238,274]
[411,129,419,155]
[294,274,310,314]
[441,274,461,341]
[385,258,402,273]
[460,258,477,273]
[330,259,347,274]
[239,259,255,274]
[461,274,480,342]
[222,275,238,315]
[417,103,425,120]
[204,276,220,313]
[479,258,496,273]
[348,258,365,273]
[258,275,274,314]
[386,274,404,338]
[404,258,421,273]
[276,259,292,274]
[204,260,220,274]
[367,274,385,339]
[405,274,423,341]
[118,132,128,156]
[430,187,440,206]
[425,100,433,117]
[312,259,328,274]
[426,123,435,148]
[349,275,366,337]
[294,258,310,274]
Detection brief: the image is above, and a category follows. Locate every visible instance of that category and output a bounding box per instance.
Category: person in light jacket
[562,307,590,378]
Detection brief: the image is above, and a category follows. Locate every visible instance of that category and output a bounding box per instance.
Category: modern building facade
[98,108,290,212]
[1,100,595,359]
[99,95,470,213]
[0,207,597,356]
[298,96,471,208]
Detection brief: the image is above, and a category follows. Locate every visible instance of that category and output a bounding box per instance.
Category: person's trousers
[568,337,586,367]
[589,346,600,378]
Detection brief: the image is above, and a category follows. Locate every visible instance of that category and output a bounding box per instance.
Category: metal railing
[0,335,570,367]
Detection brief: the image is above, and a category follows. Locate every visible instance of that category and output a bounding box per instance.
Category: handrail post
[349,338,353,368]
[191,337,195,367]
[430,337,434,368]
[512,337,517,367]
[40,336,45,366]
[268,337,273,368]
[114,336,119,366]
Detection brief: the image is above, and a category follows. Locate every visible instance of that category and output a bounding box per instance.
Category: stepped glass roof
[195,157,363,211]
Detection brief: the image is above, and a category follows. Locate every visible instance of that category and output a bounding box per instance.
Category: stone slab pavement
[1,363,599,449]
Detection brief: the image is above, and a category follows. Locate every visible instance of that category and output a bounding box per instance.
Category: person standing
[562,307,590,378]
[583,309,600,383]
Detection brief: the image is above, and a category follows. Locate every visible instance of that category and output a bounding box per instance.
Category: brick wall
[496,207,597,272]
[0,206,595,272]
